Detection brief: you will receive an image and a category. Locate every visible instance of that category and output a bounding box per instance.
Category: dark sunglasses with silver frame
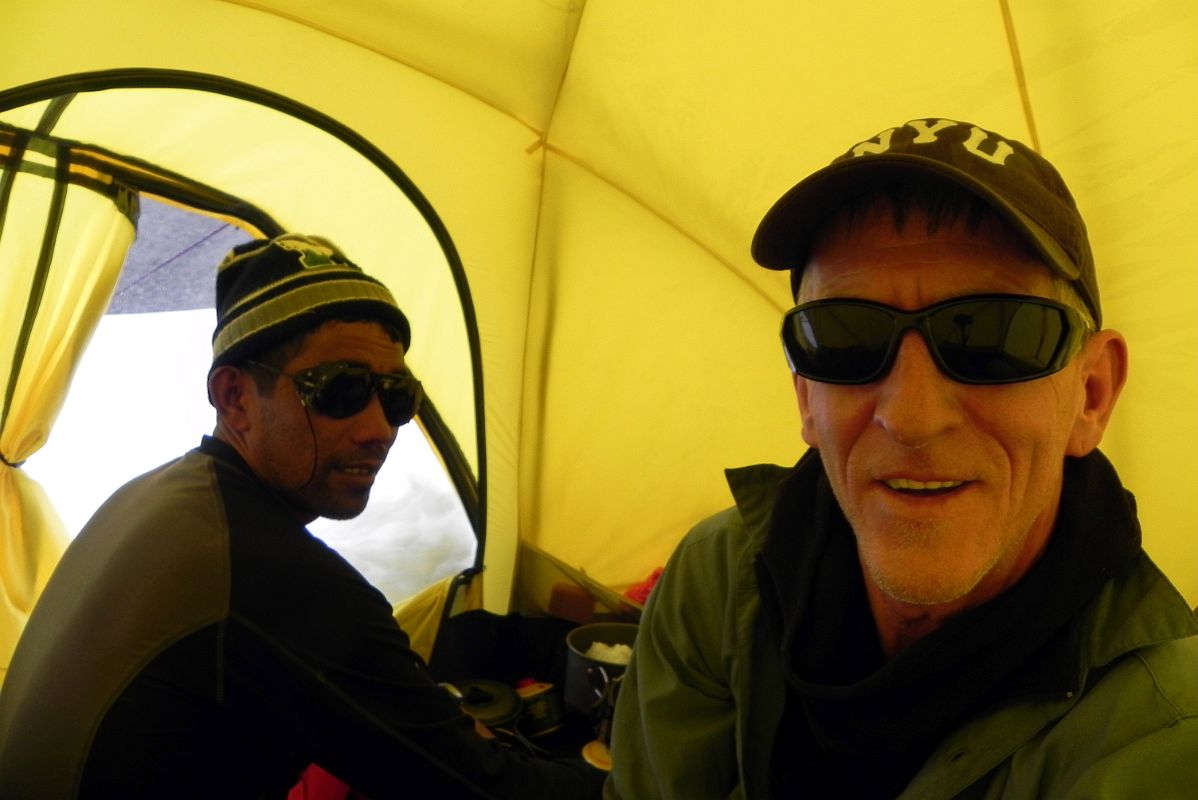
[781,293,1093,386]
[246,360,423,427]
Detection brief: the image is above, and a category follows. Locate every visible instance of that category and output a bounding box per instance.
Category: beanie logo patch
[271,234,349,270]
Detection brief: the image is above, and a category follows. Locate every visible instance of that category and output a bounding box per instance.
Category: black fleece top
[0,437,603,799]
[757,450,1141,798]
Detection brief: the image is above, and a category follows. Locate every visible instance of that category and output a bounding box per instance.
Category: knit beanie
[210,233,411,369]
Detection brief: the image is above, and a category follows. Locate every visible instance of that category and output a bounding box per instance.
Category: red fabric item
[624,567,664,606]
[288,765,352,800]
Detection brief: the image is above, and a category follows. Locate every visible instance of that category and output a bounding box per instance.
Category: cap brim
[750,155,1081,284]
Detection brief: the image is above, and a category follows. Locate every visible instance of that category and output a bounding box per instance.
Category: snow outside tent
[1,1,1196,685]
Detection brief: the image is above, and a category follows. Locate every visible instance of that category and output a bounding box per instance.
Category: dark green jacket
[606,462,1198,799]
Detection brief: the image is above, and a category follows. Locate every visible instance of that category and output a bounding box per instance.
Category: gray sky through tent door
[106,198,242,313]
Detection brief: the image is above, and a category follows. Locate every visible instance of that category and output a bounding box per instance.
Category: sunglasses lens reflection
[315,370,374,419]
[788,305,893,382]
[929,300,1067,383]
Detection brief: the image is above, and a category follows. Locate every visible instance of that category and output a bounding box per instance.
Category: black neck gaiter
[758,450,1142,797]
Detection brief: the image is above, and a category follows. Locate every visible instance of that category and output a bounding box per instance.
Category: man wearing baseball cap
[605,119,1198,798]
[0,234,605,798]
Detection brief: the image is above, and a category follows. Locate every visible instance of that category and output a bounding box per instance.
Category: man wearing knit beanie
[0,234,605,798]
[207,233,416,522]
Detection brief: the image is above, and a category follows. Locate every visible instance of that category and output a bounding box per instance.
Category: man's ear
[793,373,820,448]
[208,366,253,433]
[1067,329,1129,457]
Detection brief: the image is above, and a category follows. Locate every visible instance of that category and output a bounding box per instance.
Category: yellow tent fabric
[0,132,136,681]
[0,0,1194,657]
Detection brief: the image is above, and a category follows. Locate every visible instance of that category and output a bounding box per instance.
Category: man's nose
[872,331,964,447]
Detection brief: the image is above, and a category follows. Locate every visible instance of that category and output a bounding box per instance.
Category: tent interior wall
[1,0,1195,680]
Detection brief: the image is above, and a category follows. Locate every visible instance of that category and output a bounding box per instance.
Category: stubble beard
[851,513,997,607]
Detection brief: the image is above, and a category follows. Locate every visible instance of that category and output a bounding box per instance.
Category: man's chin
[309,491,372,522]
[875,576,978,607]
[868,553,996,606]
[859,539,990,607]
[320,503,369,522]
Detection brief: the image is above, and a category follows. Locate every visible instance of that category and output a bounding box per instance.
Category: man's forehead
[802,206,1056,300]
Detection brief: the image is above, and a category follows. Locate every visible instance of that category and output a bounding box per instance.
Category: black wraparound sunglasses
[781,293,1093,385]
[247,360,423,426]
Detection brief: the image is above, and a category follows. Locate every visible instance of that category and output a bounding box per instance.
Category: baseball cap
[751,118,1100,325]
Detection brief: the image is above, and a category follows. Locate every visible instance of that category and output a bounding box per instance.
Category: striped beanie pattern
[210,233,411,369]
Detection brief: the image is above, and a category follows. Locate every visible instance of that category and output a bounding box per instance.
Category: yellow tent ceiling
[1,0,1195,624]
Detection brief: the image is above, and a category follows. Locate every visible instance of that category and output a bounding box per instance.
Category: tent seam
[513,0,588,558]
[999,0,1041,153]
[218,0,548,140]
[220,0,782,316]
[541,142,786,314]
